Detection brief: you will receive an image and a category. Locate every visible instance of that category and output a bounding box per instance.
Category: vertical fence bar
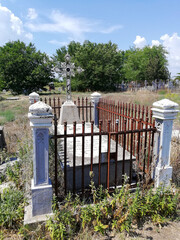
[73,121,76,195]
[58,97,60,119]
[82,97,84,121]
[64,121,67,195]
[90,101,92,122]
[53,98,56,116]
[122,119,127,184]
[78,97,80,118]
[49,97,51,107]
[115,120,118,187]
[143,117,148,179]
[119,102,122,144]
[127,103,130,151]
[129,119,134,184]
[133,105,137,156]
[137,119,141,170]
[150,120,155,170]
[54,114,58,196]
[90,121,94,171]
[82,121,85,194]
[98,120,102,185]
[86,97,88,122]
[107,120,111,190]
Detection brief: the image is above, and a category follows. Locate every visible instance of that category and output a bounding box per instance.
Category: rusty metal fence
[51,116,156,198]
[43,97,93,122]
[43,97,156,197]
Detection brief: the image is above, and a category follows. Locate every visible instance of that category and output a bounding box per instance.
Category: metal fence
[49,98,156,198]
[43,97,93,121]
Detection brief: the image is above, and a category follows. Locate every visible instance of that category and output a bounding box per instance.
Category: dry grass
[0,95,30,154]
[171,137,180,186]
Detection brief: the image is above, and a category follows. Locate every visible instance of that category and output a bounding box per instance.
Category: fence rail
[51,115,156,198]
[43,97,93,122]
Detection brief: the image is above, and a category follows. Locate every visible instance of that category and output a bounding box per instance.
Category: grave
[0,126,6,150]
[55,53,84,125]
[57,123,136,191]
[55,54,136,191]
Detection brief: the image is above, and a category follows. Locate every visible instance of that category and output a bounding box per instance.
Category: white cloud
[27,8,38,20]
[133,35,147,48]
[26,10,122,42]
[160,33,180,77]
[48,40,68,46]
[100,25,123,34]
[151,40,160,47]
[0,4,33,46]
[133,33,180,77]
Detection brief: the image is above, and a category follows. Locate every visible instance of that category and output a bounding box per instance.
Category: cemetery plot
[57,123,136,193]
[51,118,156,197]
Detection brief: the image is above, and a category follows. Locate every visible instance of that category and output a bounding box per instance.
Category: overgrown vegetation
[0,91,179,239]
[46,175,179,240]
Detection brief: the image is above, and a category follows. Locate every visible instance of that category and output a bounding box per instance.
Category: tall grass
[0,110,15,124]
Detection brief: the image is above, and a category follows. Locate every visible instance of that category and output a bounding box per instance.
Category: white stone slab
[58,123,134,167]
[59,101,80,125]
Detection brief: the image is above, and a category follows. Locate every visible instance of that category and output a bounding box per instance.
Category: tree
[122,45,169,84]
[0,40,54,94]
[54,41,124,91]
[143,45,169,83]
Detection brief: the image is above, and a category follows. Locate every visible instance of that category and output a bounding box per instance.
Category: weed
[0,187,25,229]
[46,176,179,239]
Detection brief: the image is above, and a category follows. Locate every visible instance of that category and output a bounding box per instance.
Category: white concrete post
[29,92,40,104]
[151,98,179,188]
[28,101,53,216]
[91,92,101,126]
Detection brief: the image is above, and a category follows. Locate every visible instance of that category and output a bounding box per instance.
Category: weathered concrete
[91,92,101,126]
[152,98,179,188]
[59,101,80,125]
[58,123,136,190]
[28,101,53,217]
[29,92,40,104]
[24,194,54,225]
[31,179,53,216]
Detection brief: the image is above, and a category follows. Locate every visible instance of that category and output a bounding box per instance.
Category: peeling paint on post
[152,98,179,188]
[28,101,53,216]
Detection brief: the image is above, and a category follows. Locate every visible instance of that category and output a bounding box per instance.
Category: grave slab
[57,123,136,191]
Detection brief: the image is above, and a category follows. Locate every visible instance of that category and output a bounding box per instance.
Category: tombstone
[55,53,84,125]
[58,87,62,93]
[145,80,147,89]
[168,81,173,90]
[0,126,6,150]
[158,80,162,89]
[48,82,55,91]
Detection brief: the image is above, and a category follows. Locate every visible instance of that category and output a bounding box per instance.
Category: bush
[46,179,179,240]
[0,187,25,229]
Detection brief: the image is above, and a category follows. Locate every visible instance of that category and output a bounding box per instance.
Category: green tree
[54,41,124,91]
[123,45,169,84]
[143,45,169,83]
[0,40,54,94]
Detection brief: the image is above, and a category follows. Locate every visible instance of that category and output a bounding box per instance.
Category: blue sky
[0,0,180,77]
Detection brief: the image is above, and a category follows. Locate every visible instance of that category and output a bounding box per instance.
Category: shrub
[0,187,25,229]
[46,179,179,240]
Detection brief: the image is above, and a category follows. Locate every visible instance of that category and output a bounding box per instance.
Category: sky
[0,0,180,78]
